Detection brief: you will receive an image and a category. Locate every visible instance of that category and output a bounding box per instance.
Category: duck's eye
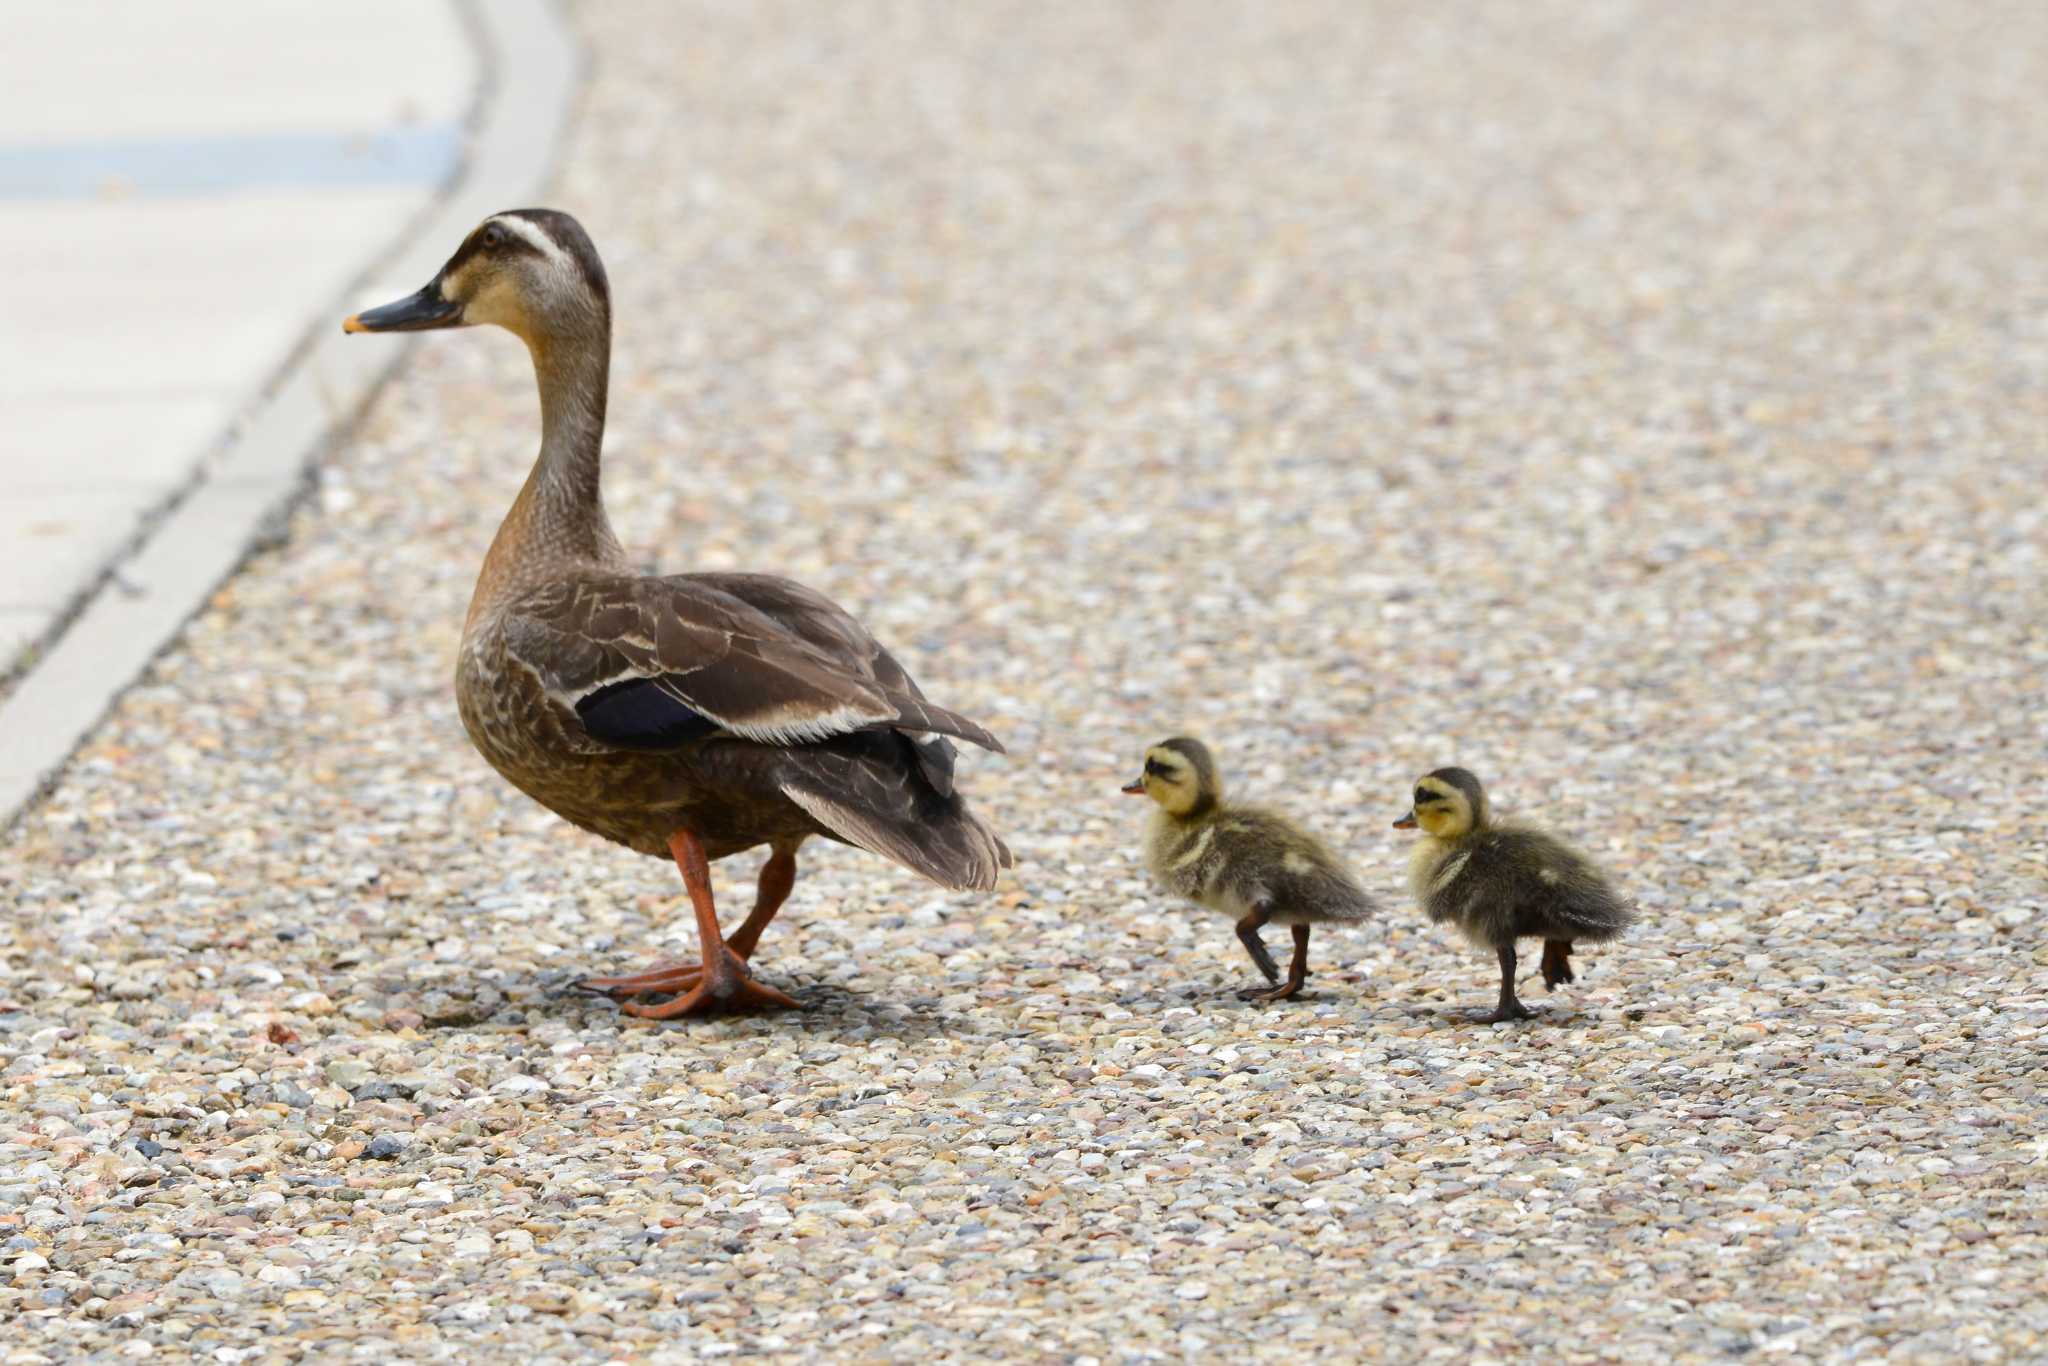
[481,224,505,249]
[1414,790,1435,806]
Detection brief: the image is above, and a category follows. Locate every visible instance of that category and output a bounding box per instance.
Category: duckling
[1393,767,1636,1023]
[1123,737,1377,1003]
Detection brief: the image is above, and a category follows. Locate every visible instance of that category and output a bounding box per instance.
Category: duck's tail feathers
[780,730,1009,892]
[784,784,1008,891]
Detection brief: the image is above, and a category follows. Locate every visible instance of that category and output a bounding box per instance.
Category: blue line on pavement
[0,125,464,200]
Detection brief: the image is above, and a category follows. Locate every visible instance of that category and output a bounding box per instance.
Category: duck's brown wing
[684,572,974,795]
[498,575,1004,757]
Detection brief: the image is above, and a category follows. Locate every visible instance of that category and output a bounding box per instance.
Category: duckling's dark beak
[1121,778,1147,795]
[343,281,462,334]
[1392,811,1418,829]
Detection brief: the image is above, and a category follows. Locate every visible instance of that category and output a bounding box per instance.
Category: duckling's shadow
[1392,999,1597,1032]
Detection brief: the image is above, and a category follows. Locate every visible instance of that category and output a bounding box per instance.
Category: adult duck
[344,209,1010,1018]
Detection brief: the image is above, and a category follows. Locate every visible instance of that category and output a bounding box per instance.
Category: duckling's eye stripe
[1145,759,1175,778]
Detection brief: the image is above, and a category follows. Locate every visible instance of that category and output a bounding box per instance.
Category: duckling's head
[1393,767,1489,838]
[343,209,609,345]
[1120,737,1220,818]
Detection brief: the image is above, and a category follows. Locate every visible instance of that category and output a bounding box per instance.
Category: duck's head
[1121,737,1220,818]
[343,209,609,344]
[1393,766,1489,837]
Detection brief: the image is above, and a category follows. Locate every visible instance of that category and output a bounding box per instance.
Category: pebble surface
[4,1,2046,1360]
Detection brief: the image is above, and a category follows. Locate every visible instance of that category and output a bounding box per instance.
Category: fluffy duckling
[1393,767,1636,1023]
[1124,737,1378,1003]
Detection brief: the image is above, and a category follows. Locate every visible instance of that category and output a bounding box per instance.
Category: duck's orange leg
[578,835,799,1016]
[578,844,796,995]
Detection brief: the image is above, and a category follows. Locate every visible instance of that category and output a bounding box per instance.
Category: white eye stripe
[488,215,568,266]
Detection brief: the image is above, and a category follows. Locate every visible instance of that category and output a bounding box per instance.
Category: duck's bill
[1392,812,1418,829]
[1120,779,1146,795]
[343,283,461,333]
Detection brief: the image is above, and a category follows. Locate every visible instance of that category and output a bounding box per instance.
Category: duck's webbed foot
[586,834,802,1020]
[618,947,799,1019]
[1478,942,1536,1024]
[578,961,706,998]
[1238,924,1312,1004]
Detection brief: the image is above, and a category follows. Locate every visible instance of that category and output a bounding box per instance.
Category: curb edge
[0,0,582,833]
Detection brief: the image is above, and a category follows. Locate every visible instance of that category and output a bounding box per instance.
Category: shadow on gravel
[779,983,970,1045]
[528,973,971,1044]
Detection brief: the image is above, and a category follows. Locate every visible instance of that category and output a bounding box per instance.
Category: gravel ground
[5,2,2047,1360]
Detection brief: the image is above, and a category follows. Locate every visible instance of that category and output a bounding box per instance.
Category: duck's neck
[472,318,626,619]
[529,324,613,527]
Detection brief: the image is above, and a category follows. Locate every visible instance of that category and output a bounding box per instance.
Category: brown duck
[344,209,1010,1018]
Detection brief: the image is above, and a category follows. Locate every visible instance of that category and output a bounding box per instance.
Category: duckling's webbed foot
[1478,943,1535,1024]
[1239,924,1312,1004]
[1540,938,1575,990]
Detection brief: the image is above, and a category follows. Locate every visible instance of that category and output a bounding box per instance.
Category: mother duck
[344,209,1009,1019]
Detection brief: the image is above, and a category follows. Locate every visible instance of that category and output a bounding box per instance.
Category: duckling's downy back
[1414,824,1636,947]
[1147,805,1377,926]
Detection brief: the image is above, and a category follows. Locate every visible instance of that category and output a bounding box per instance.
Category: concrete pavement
[0,0,578,823]
[0,1,474,677]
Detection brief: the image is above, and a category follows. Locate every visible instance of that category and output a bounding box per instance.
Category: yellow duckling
[1394,767,1636,1023]
[1124,737,1378,1003]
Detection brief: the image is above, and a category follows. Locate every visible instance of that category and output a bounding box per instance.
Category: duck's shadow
[531,971,969,1046]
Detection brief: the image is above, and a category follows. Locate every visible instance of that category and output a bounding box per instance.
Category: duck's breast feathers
[494,573,1003,756]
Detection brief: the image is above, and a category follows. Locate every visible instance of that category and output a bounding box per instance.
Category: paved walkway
[2,2,2044,1361]
[0,1,473,676]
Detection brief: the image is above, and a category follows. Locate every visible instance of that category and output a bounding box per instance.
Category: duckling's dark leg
[1479,943,1534,1023]
[1232,907,1281,994]
[579,842,799,998]
[1241,924,1312,1004]
[1540,938,1575,989]
[612,830,799,1019]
